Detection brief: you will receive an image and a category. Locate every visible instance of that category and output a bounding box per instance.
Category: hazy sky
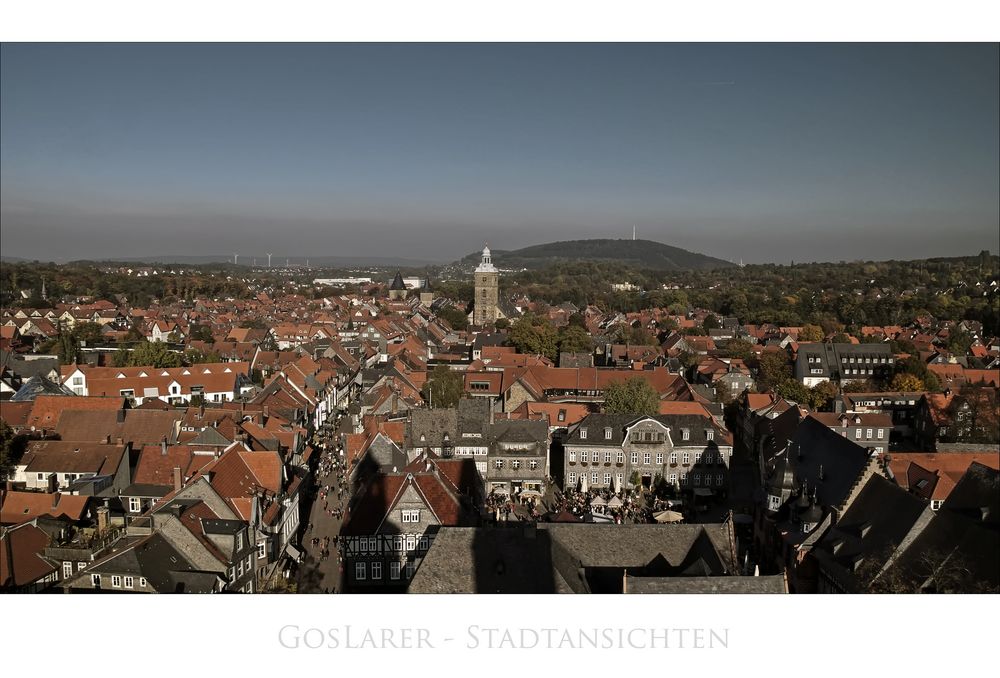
[2,43,998,264]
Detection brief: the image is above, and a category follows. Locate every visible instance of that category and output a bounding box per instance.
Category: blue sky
[1,43,997,263]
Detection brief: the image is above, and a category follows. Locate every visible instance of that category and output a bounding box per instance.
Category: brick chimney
[173,466,182,492]
[96,503,109,534]
[161,438,168,456]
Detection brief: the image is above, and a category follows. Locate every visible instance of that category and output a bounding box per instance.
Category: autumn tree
[890,373,925,392]
[798,324,824,342]
[604,377,659,416]
[755,352,792,392]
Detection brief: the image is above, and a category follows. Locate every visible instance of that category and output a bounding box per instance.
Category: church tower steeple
[473,243,500,326]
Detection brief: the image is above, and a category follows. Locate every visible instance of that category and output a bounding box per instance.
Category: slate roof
[811,474,935,592]
[786,416,871,509]
[564,413,728,447]
[408,523,739,594]
[624,574,787,594]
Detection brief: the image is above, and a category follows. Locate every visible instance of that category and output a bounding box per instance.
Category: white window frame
[128,497,141,513]
[682,429,690,441]
[139,577,147,588]
[91,574,102,587]
[580,428,587,439]
[62,561,73,579]
[617,451,625,464]
[569,450,576,463]
[355,562,367,581]
[682,452,690,464]
[604,472,612,485]
[390,562,401,580]
[371,562,383,580]
[706,429,714,441]
[670,452,678,464]
[124,576,134,589]
[568,472,576,485]
[604,428,613,440]
[656,453,663,464]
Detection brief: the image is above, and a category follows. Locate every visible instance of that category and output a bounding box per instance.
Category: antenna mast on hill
[267,253,273,268]
[633,225,636,241]
[233,253,239,266]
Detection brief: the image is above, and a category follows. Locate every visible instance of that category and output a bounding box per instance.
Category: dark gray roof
[122,483,171,498]
[940,461,999,526]
[624,574,787,594]
[189,426,232,446]
[389,271,406,290]
[457,398,490,437]
[89,532,222,592]
[406,408,459,448]
[408,523,737,594]
[0,351,59,380]
[202,519,245,535]
[565,413,726,447]
[811,474,934,592]
[787,416,871,509]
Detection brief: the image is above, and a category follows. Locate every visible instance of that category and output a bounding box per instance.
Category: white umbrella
[653,510,684,523]
[590,495,607,506]
[607,496,623,509]
[579,474,588,493]
[613,474,622,494]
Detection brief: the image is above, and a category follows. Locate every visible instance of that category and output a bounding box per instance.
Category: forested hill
[460,238,734,271]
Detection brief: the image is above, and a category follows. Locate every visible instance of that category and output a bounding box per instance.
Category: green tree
[0,421,28,481]
[422,365,464,409]
[437,306,469,331]
[494,318,510,330]
[703,315,720,331]
[509,313,559,361]
[557,325,593,355]
[719,338,753,361]
[185,348,221,365]
[604,377,659,415]
[809,380,840,410]
[776,378,811,405]
[188,324,215,343]
[126,340,183,368]
[755,352,792,392]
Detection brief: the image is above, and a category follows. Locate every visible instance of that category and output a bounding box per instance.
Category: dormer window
[604,427,612,440]
[706,429,714,441]
[681,429,690,441]
[580,428,587,440]
[768,495,781,511]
